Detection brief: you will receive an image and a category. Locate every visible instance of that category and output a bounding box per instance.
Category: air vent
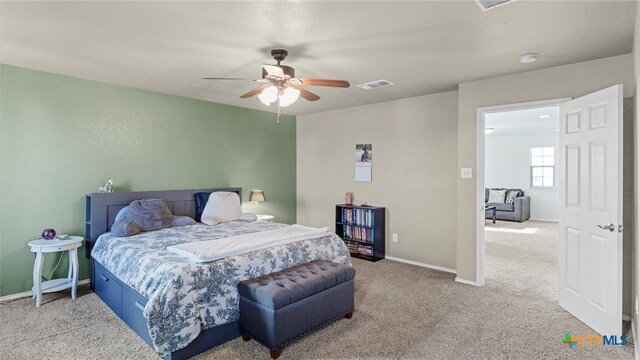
[474,0,515,11]
[356,80,394,90]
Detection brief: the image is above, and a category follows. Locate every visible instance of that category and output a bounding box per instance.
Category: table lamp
[249,189,266,215]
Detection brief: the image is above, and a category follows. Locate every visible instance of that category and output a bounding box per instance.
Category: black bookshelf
[335,204,385,262]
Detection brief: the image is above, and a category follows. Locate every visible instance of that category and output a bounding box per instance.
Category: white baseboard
[0,279,90,302]
[529,218,559,223]
[385,256,456,274]
[455,277,482,286]
[632,317,639,360]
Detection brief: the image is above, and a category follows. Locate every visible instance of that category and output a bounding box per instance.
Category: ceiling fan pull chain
[277,100,281,124]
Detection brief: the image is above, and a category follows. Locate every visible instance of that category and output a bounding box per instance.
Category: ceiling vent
[357,80,394,90]
[474,0,516,11]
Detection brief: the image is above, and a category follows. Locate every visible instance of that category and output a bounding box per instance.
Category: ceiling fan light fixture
[258,85,278,105]
[279,87,300,107]
[203,49,349,110]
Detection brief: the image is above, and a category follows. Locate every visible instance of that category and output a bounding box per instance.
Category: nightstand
[28,236,83,307]
[257,214,274,222]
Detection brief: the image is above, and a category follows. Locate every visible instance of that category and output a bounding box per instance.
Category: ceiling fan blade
[290,85,321,101]
[240,84,270,98]
[262,64,284,78]
[202,77,258,81]
[295,78,350,88]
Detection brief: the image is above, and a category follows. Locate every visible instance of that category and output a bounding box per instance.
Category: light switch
[461,168,473,179]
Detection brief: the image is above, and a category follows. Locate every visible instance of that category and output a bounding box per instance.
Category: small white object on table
[256,214,274,222]
[28,236,83,307]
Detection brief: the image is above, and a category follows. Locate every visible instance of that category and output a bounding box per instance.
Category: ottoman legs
[241,333,283,359]
[270,348,284,359]
[345,311,353,319]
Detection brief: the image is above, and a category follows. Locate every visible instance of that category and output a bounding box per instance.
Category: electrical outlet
[461,168,473,179]
[392,233,398,243]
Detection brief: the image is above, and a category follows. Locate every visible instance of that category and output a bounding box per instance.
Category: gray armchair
[485,188,531,222]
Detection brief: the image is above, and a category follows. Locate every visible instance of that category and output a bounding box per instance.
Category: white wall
[485,132,559,221]
[297,91,458,270]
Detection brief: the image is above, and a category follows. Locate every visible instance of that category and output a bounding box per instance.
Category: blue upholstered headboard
[84,187,242,258]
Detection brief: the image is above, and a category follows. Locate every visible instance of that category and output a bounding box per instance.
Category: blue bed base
[86,188,243,359]
[92,259,240,360]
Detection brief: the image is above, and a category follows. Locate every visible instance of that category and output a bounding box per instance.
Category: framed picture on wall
[355,144,372,182]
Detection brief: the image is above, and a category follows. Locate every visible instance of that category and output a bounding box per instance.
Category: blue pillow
[172,215,196,227]
[194,192,211,222]
[114,206,129,224]
[111,199,173,237]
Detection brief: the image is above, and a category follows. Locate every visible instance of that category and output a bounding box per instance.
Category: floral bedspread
[91,221,351,357]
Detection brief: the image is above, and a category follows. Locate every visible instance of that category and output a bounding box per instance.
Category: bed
[85,188,351,359]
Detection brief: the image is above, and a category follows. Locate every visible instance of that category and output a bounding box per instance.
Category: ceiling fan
[203,49,350,108]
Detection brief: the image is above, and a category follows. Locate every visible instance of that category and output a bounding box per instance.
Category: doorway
[475,98,569,287]
[482,105,560,298]
[475,85,625,336]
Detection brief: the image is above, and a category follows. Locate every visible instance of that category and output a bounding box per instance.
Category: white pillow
[238,212,258,222]
[201,192,242,225]
[488,189,507,203]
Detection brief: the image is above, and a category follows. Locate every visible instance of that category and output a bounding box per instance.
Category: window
[530,147,555,187]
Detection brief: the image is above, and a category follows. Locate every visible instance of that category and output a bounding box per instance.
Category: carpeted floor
[0,220,634,359]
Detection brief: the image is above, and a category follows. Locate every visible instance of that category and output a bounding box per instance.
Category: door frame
[475,97,571,286]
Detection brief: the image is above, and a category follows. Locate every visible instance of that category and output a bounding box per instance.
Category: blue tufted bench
[237,259,356,359]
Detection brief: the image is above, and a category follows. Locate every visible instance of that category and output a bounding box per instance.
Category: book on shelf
[356,245,372,256]
[346,243,372,256]
[342,225,374,243]
[341,208,374,227]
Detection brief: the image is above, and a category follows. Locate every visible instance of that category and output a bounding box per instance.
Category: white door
[558,84,623,336]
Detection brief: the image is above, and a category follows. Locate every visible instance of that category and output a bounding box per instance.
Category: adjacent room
[1,1,639,359]
[482,105,561,302]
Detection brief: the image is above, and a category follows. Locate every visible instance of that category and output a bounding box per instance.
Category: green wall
[0,64,296,296]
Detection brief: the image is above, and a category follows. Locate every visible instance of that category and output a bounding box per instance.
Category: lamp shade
[258,86,278,105]
[249,189,266,202]
[279,87,300,107]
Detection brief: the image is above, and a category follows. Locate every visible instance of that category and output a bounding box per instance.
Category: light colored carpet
[0,220,634,359]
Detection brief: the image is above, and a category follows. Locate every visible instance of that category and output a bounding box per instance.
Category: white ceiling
[0,1,636,116]
[485,106,559,136]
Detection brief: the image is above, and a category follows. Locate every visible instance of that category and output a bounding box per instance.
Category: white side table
[28,236,83,307]
[257,214,274,222]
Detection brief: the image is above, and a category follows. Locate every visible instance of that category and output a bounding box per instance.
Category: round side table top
[28,236,84,249]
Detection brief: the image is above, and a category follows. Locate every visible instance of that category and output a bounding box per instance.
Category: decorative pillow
[201,192,242,225]
[114,206,129,223]
[111,198,173,237]
[171,215,197,227]
[111,220,142,238]
[488,189,507,203]
[194,192,212,222]
[505,190,519,205]
[238,212,258,222]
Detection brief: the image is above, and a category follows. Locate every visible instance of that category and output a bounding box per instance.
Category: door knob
[597,223,615,232]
